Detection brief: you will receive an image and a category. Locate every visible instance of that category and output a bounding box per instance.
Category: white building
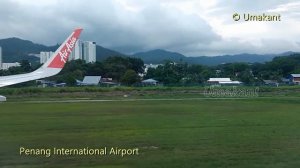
[207,78,242,85]
[77,76,101,86]
[82,41,96,63]
[0,46,2,70]
[2,62,21,70]
[0,47,20,70]
[142,79,159,86]
[290,74,300,85]
[69,40,83,61]
[40,51,54,64]
[40,40,96,64]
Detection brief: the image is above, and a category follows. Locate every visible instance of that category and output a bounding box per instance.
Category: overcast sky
[0,0,299,56]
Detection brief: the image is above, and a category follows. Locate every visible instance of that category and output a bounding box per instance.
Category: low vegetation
[1,54,300,86]
[1,97,300,167]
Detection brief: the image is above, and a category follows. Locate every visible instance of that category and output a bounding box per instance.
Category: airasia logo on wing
[59,37,77,63]
[47,29,82,68]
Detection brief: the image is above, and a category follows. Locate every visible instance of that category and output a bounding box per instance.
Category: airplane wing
[0,28,83,87]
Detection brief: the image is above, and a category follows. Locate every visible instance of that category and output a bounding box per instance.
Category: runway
[20,97,251,104]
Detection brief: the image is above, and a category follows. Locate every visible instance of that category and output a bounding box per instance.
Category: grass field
[1,95,300,167]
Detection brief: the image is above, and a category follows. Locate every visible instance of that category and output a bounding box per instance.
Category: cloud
[78,0,221,54]
[0,0,299,56]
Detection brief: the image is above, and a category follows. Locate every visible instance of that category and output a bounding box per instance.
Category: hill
[0,38,57,63]
[0,37,298,66]
[132,49,299,65]
[132,49,186,63]
[186,54,275,65]
[96,45,125,61]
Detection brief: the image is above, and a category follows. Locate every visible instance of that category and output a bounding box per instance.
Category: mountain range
[0,38,57,63]
[0,37,297,66]
[132,49,298,65]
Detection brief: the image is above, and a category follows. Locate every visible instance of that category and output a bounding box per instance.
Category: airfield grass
[1,97,300,167]
[1,85,300,101]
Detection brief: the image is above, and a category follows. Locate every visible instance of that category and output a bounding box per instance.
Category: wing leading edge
[0,28,83,87]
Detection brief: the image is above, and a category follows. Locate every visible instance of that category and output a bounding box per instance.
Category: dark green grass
[1,85,300,100]
[1,98,300,167]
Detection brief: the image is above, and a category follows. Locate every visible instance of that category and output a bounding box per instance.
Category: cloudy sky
[0,0,299,56]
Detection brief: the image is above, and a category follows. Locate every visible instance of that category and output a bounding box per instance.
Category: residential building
[290,74,300,84]
[82,41,96,63]
[40,51,54,64]
[0,46,21,70]
[40,40,96,64]
[2,62,21,70]
[69,40,83,61]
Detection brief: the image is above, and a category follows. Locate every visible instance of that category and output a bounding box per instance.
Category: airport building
[40,40,96,64]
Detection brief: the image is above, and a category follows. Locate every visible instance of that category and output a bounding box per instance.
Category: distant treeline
[146,53,300,85]
[1,54,300,86]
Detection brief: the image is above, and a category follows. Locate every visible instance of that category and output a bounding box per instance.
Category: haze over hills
[132,49,299,65]
[0,37,298,66]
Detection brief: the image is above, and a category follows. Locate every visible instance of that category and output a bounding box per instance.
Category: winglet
[0,28,83,88]
[46,28,83,68]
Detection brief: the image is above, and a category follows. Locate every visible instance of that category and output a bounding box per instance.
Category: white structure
[40,51,54,64]
[0,46,21,70]
[0,46,2,70]
[77,76,101,86]
[2,62,21,70]
[82,41,96,63]
[0,95,6,101]
[208,78,231,83]
[142,79,159,86]
[290,74,300,84]
[41,40,96,63]
[69,40,83,61]
[207,78,242,85]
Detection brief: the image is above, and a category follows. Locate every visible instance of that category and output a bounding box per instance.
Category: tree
[144,62,213,85]
[127,57,145,74]
[144,67,157,80]
[20,60,32,72]
[86,62,104,76]
[102,56,144,81]
[121,70,140,86]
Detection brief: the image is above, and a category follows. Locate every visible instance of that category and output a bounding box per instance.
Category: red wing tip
[75,28,83,31]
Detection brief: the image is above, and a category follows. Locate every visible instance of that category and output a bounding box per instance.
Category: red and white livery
[0,28,83,87]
